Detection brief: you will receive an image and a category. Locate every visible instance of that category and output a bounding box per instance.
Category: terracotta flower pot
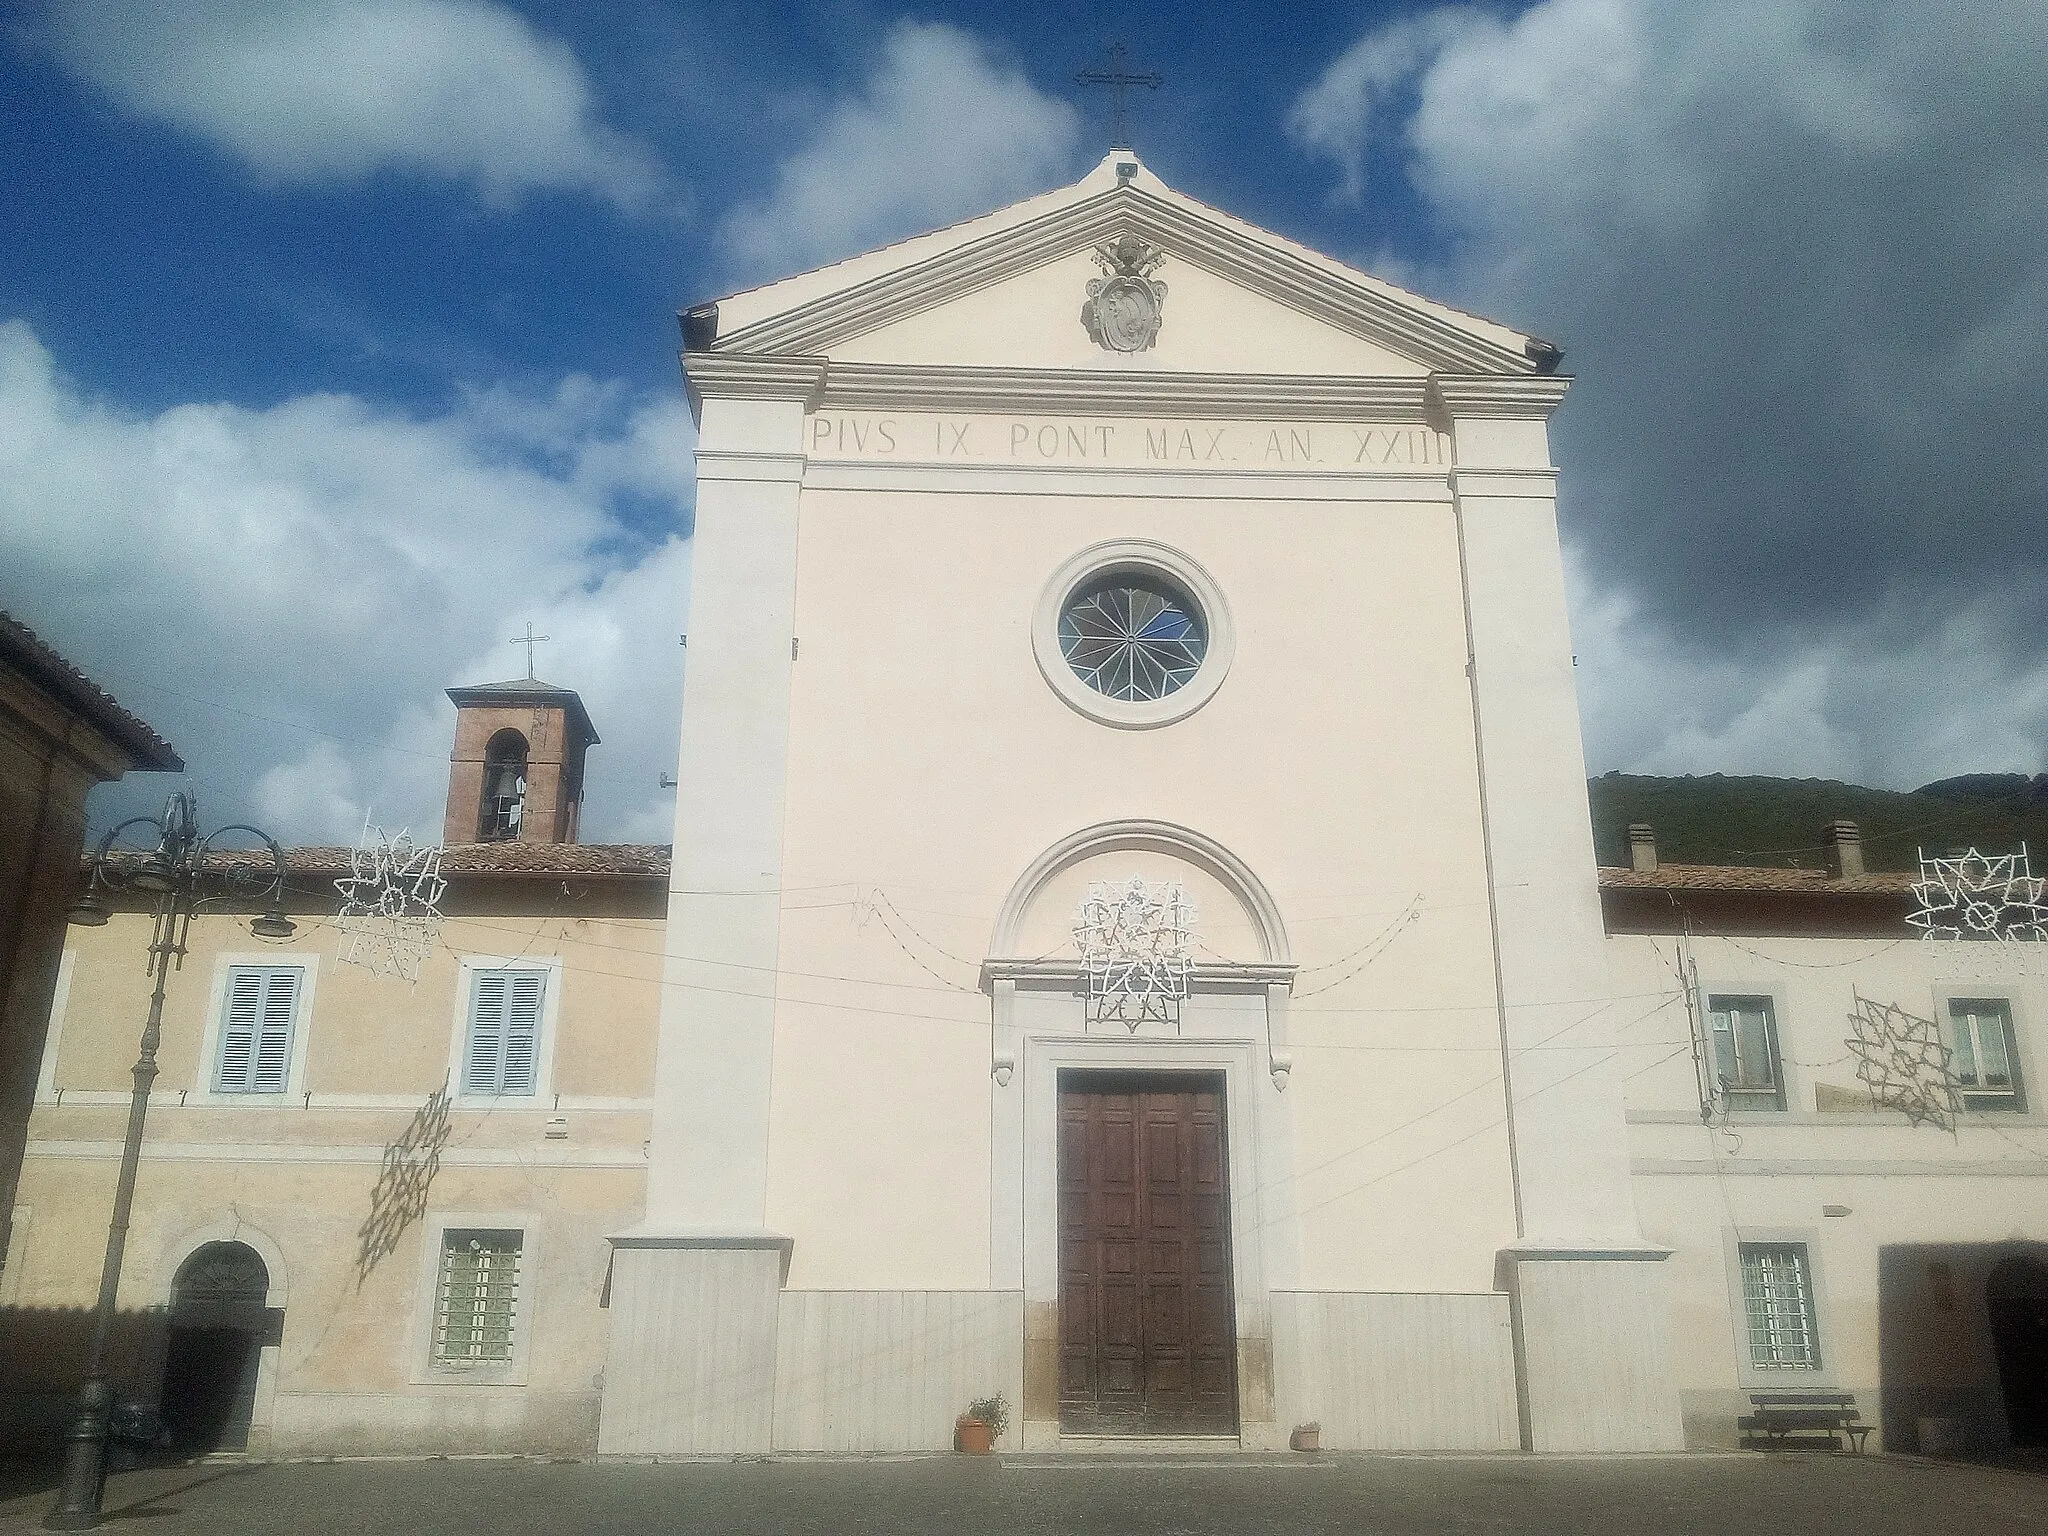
[1290,1424,1321,1452]
[955,1416,994,1453]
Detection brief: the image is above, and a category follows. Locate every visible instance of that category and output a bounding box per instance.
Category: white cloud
[1285,8,1491,204]
[47,0,664,209]
[716,20,1080,280]
[1292,1,2048,789]
[1569,555,2048,787]
[0,319,693,846]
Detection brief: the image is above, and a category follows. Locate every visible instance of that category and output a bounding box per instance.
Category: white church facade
[610,150,1694,1456]
[5,153,2044,1460]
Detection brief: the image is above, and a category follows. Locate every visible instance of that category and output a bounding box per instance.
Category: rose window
[1057,574,1209,702]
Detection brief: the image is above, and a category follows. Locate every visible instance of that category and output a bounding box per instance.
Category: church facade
[4,155,2044,1460]
[611,150,1685,1456]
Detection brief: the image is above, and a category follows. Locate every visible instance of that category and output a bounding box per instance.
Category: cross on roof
[1075,43,1162,149]
[509,621,550,680]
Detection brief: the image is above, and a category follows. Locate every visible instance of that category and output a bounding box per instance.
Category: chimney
[1628,823,1658,874]
[1823,819,1864,880]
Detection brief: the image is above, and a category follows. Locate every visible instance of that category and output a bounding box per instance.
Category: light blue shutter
[217,967,298,1093]
[251,969,298,1092]
[501,973,544,1095]
[466,972,507,1094]
[217,969,264,1090]
[466,970,546,1096]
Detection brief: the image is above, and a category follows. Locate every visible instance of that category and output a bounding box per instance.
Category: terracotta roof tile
[128,848,1932,895]
[117,843,672,879]
[1598,864,1913,895]
[1,611,182,771]
[293,842,670,877]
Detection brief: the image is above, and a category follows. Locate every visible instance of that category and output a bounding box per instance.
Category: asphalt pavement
[1,1450,2042,1534]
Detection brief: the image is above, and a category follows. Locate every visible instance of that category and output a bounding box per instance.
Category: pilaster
[1438,372,1683,1450]
[601,378,809,1456]
[644,385,810,1230]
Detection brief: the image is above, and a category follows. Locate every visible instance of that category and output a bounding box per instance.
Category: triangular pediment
[696,156,1543,380]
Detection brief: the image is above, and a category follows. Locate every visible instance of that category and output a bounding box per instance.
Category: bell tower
[442,679,599,846]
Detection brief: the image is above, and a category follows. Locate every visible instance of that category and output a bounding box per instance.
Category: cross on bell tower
[509,621,550,681]
[1075,42,1162,149]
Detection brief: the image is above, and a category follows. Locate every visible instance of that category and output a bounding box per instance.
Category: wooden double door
[1057,1072,1238,1435]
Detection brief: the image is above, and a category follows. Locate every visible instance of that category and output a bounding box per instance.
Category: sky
[3,0,2045,848]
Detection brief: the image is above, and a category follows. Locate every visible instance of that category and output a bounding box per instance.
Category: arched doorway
[987,819,1298,1448]
[160,1242,275,1452]
[1989,1255,2048,1446]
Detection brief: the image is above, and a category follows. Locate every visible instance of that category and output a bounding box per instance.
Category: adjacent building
[0,612,180,1280]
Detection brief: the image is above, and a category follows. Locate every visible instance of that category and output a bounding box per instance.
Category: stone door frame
[997,1002,1296,1449]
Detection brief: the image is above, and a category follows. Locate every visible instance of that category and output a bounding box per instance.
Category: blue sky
[4,1,2046,846]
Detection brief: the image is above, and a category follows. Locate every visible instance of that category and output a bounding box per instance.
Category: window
[214,966,302,1094]
[1031,540,1236,730]
[1708,995,1785,1110]
[1058,572,1208,702]
[1948,998,2022,1110]
[462,969,545,1096]
[1740,1242,1821,1370]
[477,729,528,841]
[433,1229,521,1365]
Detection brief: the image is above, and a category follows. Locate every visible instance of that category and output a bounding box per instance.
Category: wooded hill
[1586,773,2048,872]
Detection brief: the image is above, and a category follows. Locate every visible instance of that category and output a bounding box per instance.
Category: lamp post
[45,792,294,1531]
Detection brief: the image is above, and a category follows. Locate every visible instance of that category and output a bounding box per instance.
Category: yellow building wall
[2,895,661,1454]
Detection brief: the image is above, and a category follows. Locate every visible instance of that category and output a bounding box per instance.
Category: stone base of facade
[1505,1246,1686,1452]
[596,1234,787,1455]
[597,1277,1617,1456]
[0,1387,601,1459]
[1270,1290,1521,1450]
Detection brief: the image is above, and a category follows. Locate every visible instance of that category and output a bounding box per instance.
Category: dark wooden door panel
[1058,1073,1238,1435]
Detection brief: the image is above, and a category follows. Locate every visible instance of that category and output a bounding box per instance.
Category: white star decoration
[1075,876,1196,1030]
[1908,845,2048,944]
[334,816,448,983]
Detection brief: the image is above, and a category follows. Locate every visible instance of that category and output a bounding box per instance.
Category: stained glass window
[1058,574,1208,702]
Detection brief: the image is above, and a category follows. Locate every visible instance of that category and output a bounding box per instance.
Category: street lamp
[45,792,294,1531]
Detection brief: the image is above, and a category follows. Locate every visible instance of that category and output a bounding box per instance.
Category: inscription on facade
[806,412,1449,468]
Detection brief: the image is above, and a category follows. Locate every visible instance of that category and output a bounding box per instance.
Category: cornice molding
[1430,373,1573,418]
[1448,468,1561,498]
[715,185,1535,377]
[816,362,1432,420]
[693,449,809,484]
[799,462,1455,504]
[1498,1240,1675,1262]
[683,353,829,405]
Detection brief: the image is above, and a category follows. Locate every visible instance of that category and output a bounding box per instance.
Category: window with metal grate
[434,1229,521,1364]
[1740,1242,1821,1370]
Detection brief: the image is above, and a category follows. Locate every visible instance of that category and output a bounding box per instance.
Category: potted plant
[956,1391,1008,1453]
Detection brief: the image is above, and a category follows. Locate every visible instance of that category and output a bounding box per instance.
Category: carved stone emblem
[1082,234,1167,353]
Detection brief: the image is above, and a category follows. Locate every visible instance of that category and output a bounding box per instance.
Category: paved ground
[1,1451,2044,1535]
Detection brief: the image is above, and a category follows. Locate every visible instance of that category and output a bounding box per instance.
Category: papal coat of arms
[1082,234,1167,353]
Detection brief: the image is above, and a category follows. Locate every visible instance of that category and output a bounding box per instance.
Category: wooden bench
[1738,1392,1872,1453]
